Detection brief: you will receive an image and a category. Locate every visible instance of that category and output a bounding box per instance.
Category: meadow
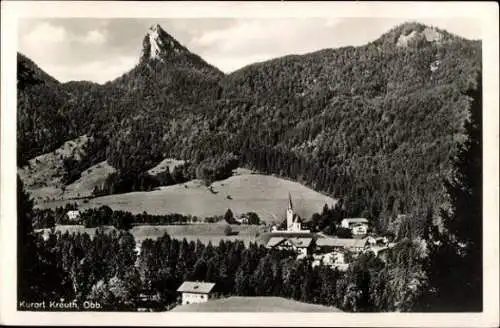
[36,223,266,247]
[37,169,336,225]
[170,296,342,312]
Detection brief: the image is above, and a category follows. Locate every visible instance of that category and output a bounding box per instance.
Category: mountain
[111,24,223,92]
[17,53,59,89]
[17,22,482,231]
[17,24,223,166]
[17,53,71,162]
[140,24,191,62]
[216,22,481,227]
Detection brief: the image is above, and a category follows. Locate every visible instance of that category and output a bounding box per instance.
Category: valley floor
[36,223,266,247]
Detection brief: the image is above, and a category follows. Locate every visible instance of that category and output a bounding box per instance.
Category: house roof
[267,237,286,248]
[177,281,215,294]
[316,237,368,249]
[267,231,316,238]
[290,237,312,248]
[266,237,313,248]
[342,218,368,224]
[293,214,302,223]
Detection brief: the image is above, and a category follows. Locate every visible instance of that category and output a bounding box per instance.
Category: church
[284,193,309,233]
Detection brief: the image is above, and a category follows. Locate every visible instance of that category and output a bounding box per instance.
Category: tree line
[32,205,263,230]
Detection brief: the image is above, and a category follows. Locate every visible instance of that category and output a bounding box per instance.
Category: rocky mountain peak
[374,22,455,48]
[140,24,189,62]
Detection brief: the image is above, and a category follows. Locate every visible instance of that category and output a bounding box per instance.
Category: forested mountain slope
[216,23,481,229]
[17,22,482,231]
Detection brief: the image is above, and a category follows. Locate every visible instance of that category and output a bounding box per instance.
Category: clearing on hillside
[170,296,342,312]
[37,169,337,224]
[147,158,186,176]
[63,161,116,199]
[18,136,93,202]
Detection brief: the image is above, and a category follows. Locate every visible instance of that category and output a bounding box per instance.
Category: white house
[341,218,369,235]
[266,237,313,256]
[66,210,81,222]
[312,253,349,271]
[351,224,368,235]
[177,281,215,305]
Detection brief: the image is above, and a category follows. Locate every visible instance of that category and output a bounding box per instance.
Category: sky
[18,17,482,84]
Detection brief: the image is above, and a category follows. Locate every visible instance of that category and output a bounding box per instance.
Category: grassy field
[147,158,185,176]
[35,223,265,247]
[170,296,342,312]
[18,135,118,203]
[37,168,336,224]
[18,135,91,202]
[131,224,265,246]
[63,161,116,199]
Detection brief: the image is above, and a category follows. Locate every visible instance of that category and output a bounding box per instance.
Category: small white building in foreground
[177,281,216,305]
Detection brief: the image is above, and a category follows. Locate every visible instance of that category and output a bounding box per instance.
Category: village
[61,192,395,310]
[171,194,395,308]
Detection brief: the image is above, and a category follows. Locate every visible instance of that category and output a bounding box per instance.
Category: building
[177,281,216,305]
[266,236,313,256]
[235,215,248,225]
[316,237,369,254]
[340,218,369,235]
[314,251,345,265]
[66,210,81,222]
[284,193,310,233]
[312,252,349,271]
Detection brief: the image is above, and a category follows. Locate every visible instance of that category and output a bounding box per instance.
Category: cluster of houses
[264,194,393,271]
[265,234,392,270]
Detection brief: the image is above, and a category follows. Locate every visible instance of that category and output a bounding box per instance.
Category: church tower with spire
[286,193,305,232]
[286,192,294,230]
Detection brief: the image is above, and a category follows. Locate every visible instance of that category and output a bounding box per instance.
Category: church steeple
[280,192,310,233]
[286,192,294,230]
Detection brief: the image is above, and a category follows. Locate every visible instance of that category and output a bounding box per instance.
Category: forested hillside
[17,22,482,233]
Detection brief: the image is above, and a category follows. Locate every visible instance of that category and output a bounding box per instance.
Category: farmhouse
[235,216,248,225]
[266,236,313,256]
[177,281,216,305]
[66,210,81,222]
[340,218,369,235]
